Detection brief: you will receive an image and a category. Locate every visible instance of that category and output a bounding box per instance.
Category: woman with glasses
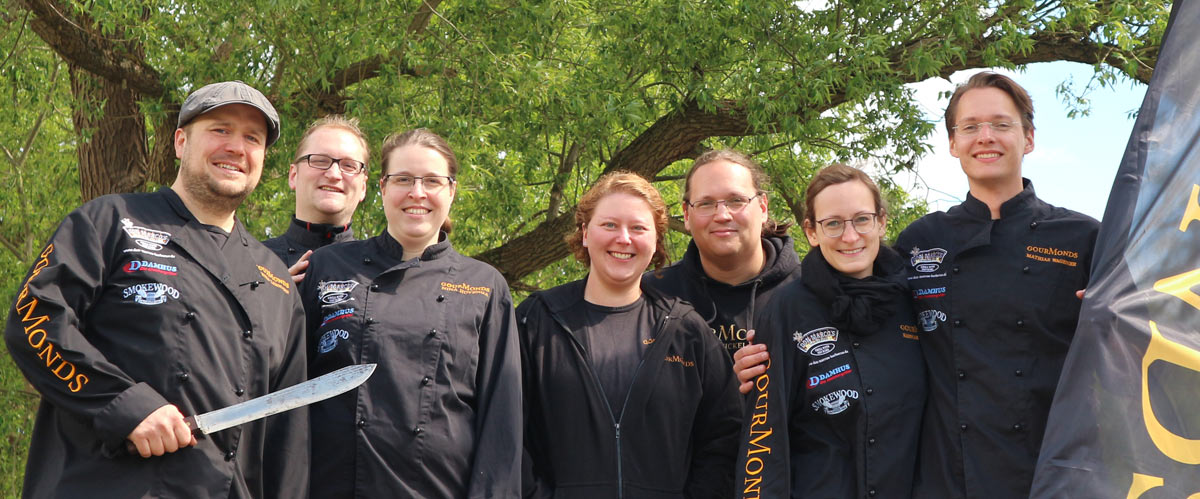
[517,172,741,498]
[734,164,925,498]
[300,128,521,498]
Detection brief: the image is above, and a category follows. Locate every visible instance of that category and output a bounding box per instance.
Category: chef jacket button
[243,330,253,339]
[1030,221,1039,229]
[412,426,423,435]
[952,266,960,274]
[235,388,244,396]
[953,319,962,327]
[422,376,432,386]
[1016,319,1025,327]
[357,419,367,429]
[370,284,380,291]
[960,424,969,432]
[1022,266,1030,273]
[867,437,876,445]
[225,451,236,461]
[287,247,296,254]
[1014,369,1024,377]
[363,257,373,265]
[366,317,378,325]
[437,294,446,302]
[184,312,196,322]
[428,328,438,337]
[957,370,966,380]
[852,341,861,349]
[865,387,874,395]
[177,372,189,382]
[1013,423,1024,431]
[868,489,877,497]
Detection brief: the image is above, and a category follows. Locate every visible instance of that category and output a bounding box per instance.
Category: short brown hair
[294,115,370,168]
[379,128,459,234]
[683,149,792,237]
[566,172,670,271]
[945,72,1035,137]
[803,164,887,227]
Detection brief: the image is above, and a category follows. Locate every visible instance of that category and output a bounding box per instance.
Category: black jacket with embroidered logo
[734,245,925,499]
[301,232,521,498]
[642,235,801,358]
[263,216,356,267]
[517,280,742,499]
[894,180,1098,499]
[4,188,309,499]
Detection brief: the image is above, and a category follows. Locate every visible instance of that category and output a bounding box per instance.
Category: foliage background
[0,0,1169,494]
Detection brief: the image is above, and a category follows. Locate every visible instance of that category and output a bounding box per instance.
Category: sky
[895,62,1149,221]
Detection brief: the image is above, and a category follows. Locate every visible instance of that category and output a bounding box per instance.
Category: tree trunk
[69,65,149,200]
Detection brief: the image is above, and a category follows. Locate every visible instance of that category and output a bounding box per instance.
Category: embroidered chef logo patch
[794,327,839,357]
[318,329,350,354]
[120,218,171,251]
[440,282,492,297]
[1025,245,1080,267]
[912,286,945,299]
[123,260,178,276]
[809,363,852,388]
[812,389,858,415]
[319,280,360,305]
[122,282,180,305]
[910,247,948,273]
[257,265,290,294]
[919,309,947,332]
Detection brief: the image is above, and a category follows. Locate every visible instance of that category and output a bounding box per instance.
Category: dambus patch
[123,260,178,276]
[794,327,839,358]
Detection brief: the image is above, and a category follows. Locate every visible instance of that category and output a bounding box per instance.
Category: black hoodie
[642,235,801,358]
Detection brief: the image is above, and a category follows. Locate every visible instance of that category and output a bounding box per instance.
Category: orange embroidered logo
[1025,245,1080,267]
[14,244,90,393]
[257,265,290,294]
[665,355,695,367]
[440,282,492,297]
[642,338,655,345]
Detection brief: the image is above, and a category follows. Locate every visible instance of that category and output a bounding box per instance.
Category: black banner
[1031,2,1200,497]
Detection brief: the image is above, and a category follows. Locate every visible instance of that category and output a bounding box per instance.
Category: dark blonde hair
[294,115,370,167]
[802,164,887,227]
[566,171,670,270]
[683,149,791,237]
[379,128,459,234]
[945,72,1035,137]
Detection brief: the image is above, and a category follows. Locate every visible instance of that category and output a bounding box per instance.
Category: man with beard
[263,115,368,277]
[643,149,800,365]
[4,81,309,498]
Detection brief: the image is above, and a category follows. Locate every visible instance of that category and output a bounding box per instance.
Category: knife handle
[122,416,202,456]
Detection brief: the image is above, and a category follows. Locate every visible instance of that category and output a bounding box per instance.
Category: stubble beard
[179,162,255,216]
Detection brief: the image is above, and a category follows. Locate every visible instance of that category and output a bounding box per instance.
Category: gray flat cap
[178,81,281,146]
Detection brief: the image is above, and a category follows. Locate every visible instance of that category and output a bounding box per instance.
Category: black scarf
[800,243,906,337]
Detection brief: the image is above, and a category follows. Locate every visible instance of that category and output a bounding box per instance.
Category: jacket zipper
[550,311,674,499]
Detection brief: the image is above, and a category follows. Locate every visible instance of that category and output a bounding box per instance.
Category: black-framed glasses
[297,153,366,176]
[381,174,456,192]
[685,193,762,217]
[814,213,879,238]
[951,121,1021,136]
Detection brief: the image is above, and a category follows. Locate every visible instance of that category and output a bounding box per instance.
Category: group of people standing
[5,70,1096,499]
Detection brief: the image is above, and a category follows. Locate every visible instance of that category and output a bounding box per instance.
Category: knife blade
[185,363,376,434]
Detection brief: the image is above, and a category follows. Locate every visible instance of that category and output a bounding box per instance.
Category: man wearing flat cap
[4,81,309,498]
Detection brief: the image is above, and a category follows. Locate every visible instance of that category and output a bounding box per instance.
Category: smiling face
[173,104,268,216]
[803,180,885,279]
[583,192,658,295]
[949,86,1035,190]
[380,144,456,254]
[683,159,768,263]
[289,126,369,225]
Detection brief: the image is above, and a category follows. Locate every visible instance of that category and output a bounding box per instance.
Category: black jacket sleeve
[4,207,168,447]
[467,274,523,498]
[261,286,310,499]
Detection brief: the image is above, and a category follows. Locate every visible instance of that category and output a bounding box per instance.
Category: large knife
[125,363,375,454]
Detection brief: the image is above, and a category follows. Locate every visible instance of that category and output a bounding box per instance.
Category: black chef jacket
[736,247,925,499]
[643,235,801,358]
[4,188,309,498]
[263,216,356,267]
[894,180,1098,499]
[301,231,521,498]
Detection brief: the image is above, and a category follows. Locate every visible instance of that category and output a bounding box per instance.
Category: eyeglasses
[298,153,366,176]
[685,193,761,217]
[381,174,455,192]
[951,121,1021,136]
[813,213,879,238]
